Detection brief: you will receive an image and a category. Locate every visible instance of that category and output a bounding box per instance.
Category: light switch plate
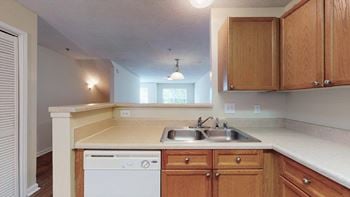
[120,110,131,117]
[224,103,235,114]
[254,105,261,113]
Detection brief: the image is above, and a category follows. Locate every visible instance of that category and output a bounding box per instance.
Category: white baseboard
[27,183,40,196]
[37,147,52,157]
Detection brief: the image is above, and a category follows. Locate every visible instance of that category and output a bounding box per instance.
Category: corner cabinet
[281,0,350,90]
[218,17,280,91]
[279,155,350,197]
[325,0,350,87]
[280,0,324,90]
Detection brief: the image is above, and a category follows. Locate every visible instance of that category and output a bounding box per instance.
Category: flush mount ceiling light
[189,0,215,8]
[169,59,185,80]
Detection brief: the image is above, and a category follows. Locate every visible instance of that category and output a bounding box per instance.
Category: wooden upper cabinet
[218,17,279,91]
[325,0,350,86]
[280,0,324,90]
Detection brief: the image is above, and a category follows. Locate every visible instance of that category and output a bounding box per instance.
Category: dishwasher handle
[89,154,115,158]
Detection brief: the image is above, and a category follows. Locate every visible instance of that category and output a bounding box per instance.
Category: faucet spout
[197,116,214,128]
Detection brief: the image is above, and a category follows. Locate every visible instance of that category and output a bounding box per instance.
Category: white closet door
[0,30,19,197]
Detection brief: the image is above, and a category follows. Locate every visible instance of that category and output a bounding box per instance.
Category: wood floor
[31,152,52,197]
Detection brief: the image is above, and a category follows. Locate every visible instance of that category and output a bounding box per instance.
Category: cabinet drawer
[213,150,263,169]
[280,176,310,197]
[280,156,349,197]
[162,150,212,169]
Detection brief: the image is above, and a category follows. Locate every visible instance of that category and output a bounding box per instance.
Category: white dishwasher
[84,150,161,197]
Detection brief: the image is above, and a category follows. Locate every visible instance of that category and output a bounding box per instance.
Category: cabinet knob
[184,157,190,163]
[229,84,234,90]
[312,81,320,87]
[324,80,332,87]
[206,172,211,177]
[302,178,311,185]
[235,157,242,164]
[215,172,220,177]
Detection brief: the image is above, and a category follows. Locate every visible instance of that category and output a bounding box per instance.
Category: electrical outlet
[254,105,261,114]
[120,110,131,117]
[224,103,235,114]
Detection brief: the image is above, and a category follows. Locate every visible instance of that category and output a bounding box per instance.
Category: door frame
[0,21,29,197]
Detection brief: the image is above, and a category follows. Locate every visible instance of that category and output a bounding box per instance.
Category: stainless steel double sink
[160,127,261,143]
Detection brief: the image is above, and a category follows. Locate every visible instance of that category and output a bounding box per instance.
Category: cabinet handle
[184,157,190,163]
[235,157,242,164]
[312,81,320,87]
[206,172,211,177]
[324,80,332,87]
[302,178,311,185]
[215,172,220,177]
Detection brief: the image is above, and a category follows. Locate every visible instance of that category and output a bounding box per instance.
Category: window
[140,87,149,103]
[162,88,188,104]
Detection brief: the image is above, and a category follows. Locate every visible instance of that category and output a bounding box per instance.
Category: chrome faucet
[197,116,214,128]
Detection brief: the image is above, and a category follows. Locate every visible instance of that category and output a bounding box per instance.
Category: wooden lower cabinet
[162,170,212,197]
[280,176,310,197]
[213,169,263,197]
[279,155,350,197]
[161,150,265,197]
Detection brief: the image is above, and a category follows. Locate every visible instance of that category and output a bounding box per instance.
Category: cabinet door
[162,170,212,197]
[228,18,279,91]
[325,0,350,86]
[281,0,324,90]
[280,176,310,197]
[213,170,263,197]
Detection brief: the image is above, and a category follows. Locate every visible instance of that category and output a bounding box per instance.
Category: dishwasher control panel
[84,150,161,170]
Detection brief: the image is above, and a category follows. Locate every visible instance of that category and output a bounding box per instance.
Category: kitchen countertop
[75,126,350,189]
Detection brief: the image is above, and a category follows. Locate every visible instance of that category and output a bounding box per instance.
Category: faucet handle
[215,118,220,128]
[197,117,202,127]
[223,122,228,129]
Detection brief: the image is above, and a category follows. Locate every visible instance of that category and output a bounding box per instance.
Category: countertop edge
[49,103,116,113]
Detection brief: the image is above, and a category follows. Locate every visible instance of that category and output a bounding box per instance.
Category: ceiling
[212,0,291,8]
[18,0,291,83]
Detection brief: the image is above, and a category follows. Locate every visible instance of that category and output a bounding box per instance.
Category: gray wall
[37,45,111,155]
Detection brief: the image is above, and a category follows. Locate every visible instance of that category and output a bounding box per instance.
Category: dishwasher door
[84,151,161,197]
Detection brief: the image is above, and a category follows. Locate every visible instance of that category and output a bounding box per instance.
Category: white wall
[37,46,111,155]
[195,71,212,103]
[140,82,157,103]
[0,0,38,189]
[112,61,140,103]
[114,7,287,119]
[286,88,350,130]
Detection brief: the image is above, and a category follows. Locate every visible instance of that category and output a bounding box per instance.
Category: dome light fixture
[169,59,185,80]
[189,0,215,8]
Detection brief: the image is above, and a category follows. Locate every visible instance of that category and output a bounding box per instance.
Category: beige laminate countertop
[75,126,350,189]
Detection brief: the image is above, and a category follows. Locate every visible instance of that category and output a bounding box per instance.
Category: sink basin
[203,128,260,142]
[161,127,260,143]
[166,129,206,141]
